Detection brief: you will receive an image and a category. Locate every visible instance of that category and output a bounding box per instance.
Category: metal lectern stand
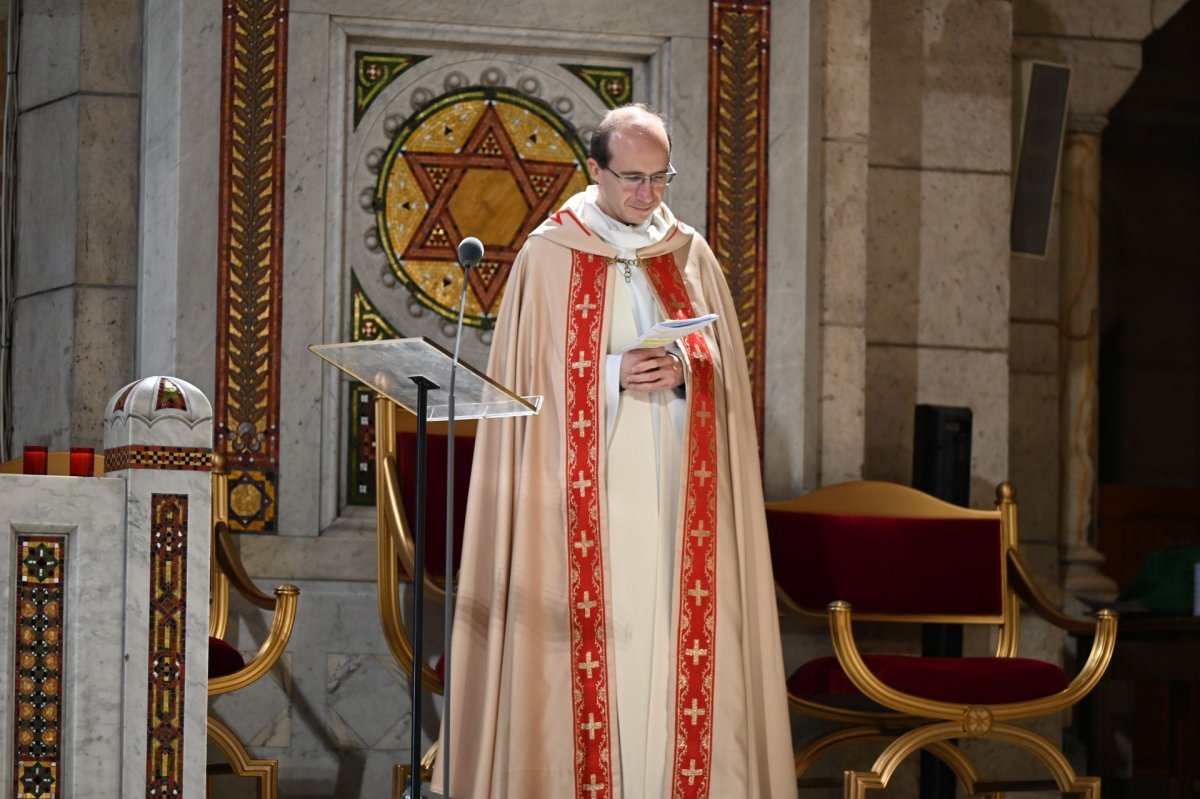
[310,338,540,799]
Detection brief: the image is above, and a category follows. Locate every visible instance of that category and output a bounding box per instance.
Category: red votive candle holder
[69,447,95,477]
[23,445,48,475]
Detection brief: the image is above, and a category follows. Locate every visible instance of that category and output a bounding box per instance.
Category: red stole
[563,249,718,799]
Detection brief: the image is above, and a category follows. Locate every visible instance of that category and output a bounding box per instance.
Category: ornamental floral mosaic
[12,537,66,799]
[214,0,289,533]
[145,495,189,798]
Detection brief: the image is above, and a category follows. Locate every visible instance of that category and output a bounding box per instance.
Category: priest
[434,103,796,799]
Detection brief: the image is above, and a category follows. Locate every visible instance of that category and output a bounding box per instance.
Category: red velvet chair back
[767,511,1004,618]
[766,481,1006,622]
[396,430,474,581]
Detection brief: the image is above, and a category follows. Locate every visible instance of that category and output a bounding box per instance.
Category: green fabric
[1118,546,1200,615]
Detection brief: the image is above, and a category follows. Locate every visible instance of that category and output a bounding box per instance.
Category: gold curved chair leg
[922,740,1004,799]
[208,714,278,799]
[844,720,1100,799]
[794,726,886,778]
[987,722,1101,798]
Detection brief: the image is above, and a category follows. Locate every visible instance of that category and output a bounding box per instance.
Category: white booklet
[623,313,719,351]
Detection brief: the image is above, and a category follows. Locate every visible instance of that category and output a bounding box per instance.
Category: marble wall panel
[865,344,1009,508]
[1009,373,1061,546]
[870,0,1012,172]
[290,0,709,37]
[138,0,184,377]
[867,168,1009,349]
[71,286,137,448]
[11,288,74,449]
[764,0,820,496]
[1,474,128,797]
[16,0,82,110]
[1009,320,1057,374]
[661,33,708,232]
[820,324,866,485]
[80,0,142,94]
[241,515,377,581]
[15,97,79,298]
[821,0,870,140]
[77,94,140,286]
[210,578,444,798]
[279,12,334,537]
[160,0,222,398]
[821,140,869,325]
[1010,226,1061,320]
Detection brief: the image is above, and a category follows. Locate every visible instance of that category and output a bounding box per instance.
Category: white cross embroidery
[575,294,598,319]
[576,590,598,617]
[574,535,595,558]
[578,651,600,679]
[572,410,593,438]
[581,713,603,740]
[582,774,605,796]
[683,699,706,726]
[571,352,592,377]
[687,579,709,607]
[685,639,708,666]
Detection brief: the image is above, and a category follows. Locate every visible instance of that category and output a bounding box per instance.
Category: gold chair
[766,481,1117,798]
[207,454,300,799]
[375,395,476,797]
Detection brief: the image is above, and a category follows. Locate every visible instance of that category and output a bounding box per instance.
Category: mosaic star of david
[400,103,580,314]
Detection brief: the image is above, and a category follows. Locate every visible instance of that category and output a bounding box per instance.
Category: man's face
[587,122,671,226]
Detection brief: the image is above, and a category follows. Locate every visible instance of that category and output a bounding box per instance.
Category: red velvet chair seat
[790,654,1069,705]
[209,636,247,679]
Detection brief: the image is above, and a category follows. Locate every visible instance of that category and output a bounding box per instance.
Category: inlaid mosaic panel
[215,0,289,532]
[145,494,188,799]
[12,536,66,799]
[708,0,771,435]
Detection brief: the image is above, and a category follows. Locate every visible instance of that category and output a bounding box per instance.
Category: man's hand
[619,347,684,392]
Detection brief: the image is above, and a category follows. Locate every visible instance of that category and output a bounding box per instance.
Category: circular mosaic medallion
[375,87,589,328]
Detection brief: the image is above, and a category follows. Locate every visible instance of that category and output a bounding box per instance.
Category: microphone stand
[437,236,481,798]
[441,270,468,797]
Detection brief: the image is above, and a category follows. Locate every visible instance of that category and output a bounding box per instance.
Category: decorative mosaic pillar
[104,376,213,798]
[214,0,289,532]
[708,0,771,437]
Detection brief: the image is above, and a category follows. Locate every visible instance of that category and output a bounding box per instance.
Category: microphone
[457,236,484,269]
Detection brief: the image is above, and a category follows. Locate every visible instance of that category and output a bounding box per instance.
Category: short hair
[588,103,672,168]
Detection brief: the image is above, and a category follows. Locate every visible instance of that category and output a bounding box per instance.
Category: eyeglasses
[602,164,677,189]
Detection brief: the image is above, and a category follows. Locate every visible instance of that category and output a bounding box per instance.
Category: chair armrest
[775,581,828,626]
[209,584,300,697]
[1007,550,1095,635]
[828,601,1119,723]
[215,521,277,610]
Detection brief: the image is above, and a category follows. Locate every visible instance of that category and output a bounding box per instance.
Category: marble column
[10,0,143,452]
[817,0,871,485]
[103,375,213,797]
[1058,121,1118,602]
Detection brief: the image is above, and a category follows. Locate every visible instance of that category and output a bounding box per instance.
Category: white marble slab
[1,474,128,797]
